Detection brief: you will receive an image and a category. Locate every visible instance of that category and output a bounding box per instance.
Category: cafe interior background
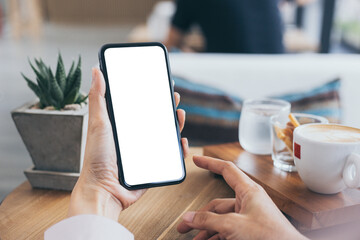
[1,0,360,201]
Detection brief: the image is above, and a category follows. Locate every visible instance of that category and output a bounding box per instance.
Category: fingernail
[183,211,195,222]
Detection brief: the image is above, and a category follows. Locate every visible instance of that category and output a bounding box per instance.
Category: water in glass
[239,99,290,155]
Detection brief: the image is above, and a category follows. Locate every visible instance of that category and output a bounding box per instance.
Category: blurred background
[1,0,360,201]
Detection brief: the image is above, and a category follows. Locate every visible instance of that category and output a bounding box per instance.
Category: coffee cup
[293,124,360,194]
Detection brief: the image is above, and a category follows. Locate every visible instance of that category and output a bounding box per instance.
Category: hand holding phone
[98,43,187,190]
[68,67,188,220]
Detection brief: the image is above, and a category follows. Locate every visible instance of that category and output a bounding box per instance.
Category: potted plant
[12,54,88,191]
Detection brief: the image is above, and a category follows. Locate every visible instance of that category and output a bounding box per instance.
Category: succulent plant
[21,54,87,110]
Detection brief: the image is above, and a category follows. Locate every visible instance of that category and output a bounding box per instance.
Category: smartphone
[98,42,186,190]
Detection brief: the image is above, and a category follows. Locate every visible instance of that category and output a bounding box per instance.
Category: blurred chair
[41,0,163,25]
[337,0,360,52]
[8,0,43,39]
[284,0,336,53]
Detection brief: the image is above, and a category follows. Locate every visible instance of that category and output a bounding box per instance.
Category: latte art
[297,124,360,143]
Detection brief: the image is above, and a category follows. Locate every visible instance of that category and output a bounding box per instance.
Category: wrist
[68,177,122,221]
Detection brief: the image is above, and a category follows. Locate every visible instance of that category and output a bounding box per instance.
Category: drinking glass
[270,113,329,172]
[239,98,290,155]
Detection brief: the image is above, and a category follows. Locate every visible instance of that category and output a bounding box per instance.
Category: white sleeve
[44,214,134,240]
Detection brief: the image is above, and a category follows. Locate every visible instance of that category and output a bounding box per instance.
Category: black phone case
[98,42,186,190]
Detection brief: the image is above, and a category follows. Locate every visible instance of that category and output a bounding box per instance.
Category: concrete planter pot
[12,100,88,190]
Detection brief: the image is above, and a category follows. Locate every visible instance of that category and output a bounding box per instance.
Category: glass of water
[239,98,290,155]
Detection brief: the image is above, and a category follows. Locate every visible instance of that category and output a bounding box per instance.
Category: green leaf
[36,76,46,94]
[29,59,49,91]
[66,61,75,82]
[64,70,81,105]
[75,94,88,104]
[55,53,66,92]
[35,77,51,107]
[48,68,64,108]
[22,73,41,98]
[34,58,49,79]
[65,56,81,96]
[22,73,49,107]
[64,88,79,105]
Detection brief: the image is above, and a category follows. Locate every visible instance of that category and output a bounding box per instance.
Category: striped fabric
[173,76,341,145]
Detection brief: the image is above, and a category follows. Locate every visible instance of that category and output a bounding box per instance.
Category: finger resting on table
[193,155,258,198]
[177,198,235,233]
[194,230,217,240]
[177,220,193,234]
[199,198,236,214]
[208,233,222,240]
[184,211,230,233]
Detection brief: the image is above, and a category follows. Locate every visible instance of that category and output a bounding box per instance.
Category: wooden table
[204,143,360,240]
[0,147,234,240]
[1,145,360,240]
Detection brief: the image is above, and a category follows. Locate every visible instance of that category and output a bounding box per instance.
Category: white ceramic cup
[293,124,360,194]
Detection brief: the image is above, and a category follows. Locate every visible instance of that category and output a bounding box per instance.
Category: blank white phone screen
[104,46,184,186]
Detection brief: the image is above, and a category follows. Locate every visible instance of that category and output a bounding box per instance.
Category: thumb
[88,68,107,121]
[182,211,229,233]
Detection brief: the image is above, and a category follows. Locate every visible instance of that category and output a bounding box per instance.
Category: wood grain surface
[2,144,360,239]
[203,142,360,232]
[0,182,70,239]
[0,147,235,240]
